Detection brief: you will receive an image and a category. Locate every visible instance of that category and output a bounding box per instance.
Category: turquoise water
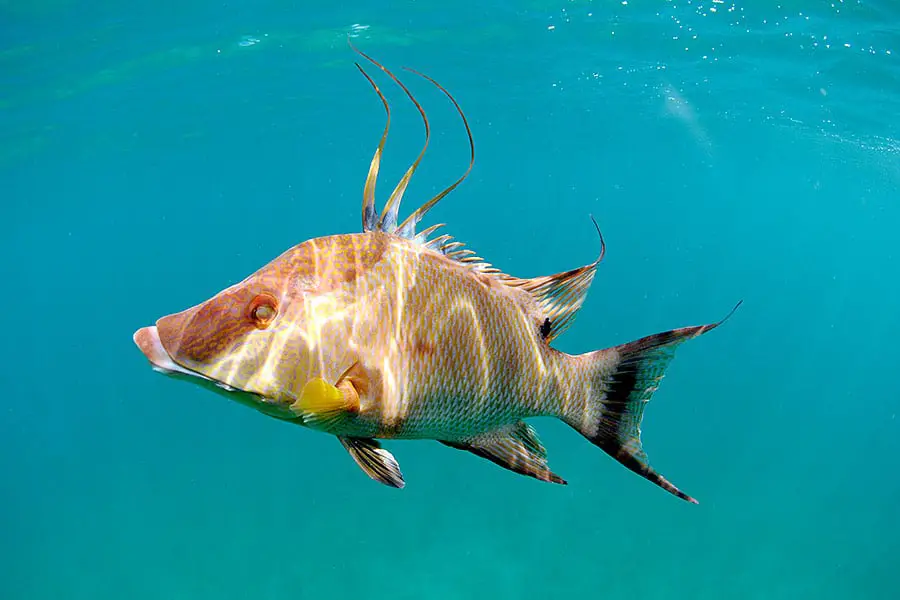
[3,1,899,598]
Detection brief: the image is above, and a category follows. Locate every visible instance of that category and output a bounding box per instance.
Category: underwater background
[3,0,899,598]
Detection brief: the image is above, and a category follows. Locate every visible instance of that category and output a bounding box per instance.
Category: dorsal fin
[347,40,604,332]
[422,217,606,342]
[498,216,606,342]
[353,46,431,233]
[354,62,387,233]
[396,67,475,239]
[501,262,598,342]
[349,39,474,241]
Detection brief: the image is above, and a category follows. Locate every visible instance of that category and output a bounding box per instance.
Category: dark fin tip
[696,299,744,338]
[718,299,743,326]
[440,422,566,486]
[588,213,606,264]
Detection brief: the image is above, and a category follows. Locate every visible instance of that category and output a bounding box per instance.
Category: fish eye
[248,293,278,328]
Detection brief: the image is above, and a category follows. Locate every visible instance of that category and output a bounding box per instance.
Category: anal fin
[441,421,567,485]
[339,437,405,489]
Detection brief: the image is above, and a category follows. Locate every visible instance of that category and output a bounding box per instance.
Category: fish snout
[133,325,182,374]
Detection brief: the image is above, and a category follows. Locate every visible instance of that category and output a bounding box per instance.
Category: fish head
[133,235,378,416]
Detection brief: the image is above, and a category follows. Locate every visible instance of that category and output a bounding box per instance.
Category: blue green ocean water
[3,0,899,598]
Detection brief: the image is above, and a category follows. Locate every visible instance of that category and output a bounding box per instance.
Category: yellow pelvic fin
[291,377,360,428]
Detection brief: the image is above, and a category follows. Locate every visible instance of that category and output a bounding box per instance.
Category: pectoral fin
[441,421,567,485]
[290,377,360,429]
[339,437,405,489]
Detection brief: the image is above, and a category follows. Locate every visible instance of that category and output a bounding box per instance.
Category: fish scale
[331,235,550,440]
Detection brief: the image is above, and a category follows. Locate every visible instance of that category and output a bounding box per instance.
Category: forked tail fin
[564,303,741,503]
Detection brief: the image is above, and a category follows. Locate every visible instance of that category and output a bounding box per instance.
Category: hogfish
[133,45,738,503]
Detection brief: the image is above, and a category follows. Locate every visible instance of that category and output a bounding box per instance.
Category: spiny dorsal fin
[357,48,430,233]
[440,421,566,485]
[348,41,604,334]
[395,67,475,239]
[349,40,474,240]
[354,62,388,234]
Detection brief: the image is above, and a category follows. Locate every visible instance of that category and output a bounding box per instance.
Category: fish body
[134,46,737,502]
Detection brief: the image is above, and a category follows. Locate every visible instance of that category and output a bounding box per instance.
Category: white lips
[133,325,239,392]
[133,325,198,377]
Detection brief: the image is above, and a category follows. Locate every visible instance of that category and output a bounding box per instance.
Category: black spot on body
[539,318,552,339]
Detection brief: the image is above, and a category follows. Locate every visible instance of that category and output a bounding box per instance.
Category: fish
[133,43,740,503]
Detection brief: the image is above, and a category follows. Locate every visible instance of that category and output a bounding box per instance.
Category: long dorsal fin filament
[351,44,431,233]
[348,38,474,241]
[348,41,605,327]
[396,67,475,240]
[355,63,389,233]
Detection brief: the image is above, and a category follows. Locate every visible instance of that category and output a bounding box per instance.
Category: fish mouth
[132,325,231,387]
[134,326,194,376]
[133,325,293,418]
